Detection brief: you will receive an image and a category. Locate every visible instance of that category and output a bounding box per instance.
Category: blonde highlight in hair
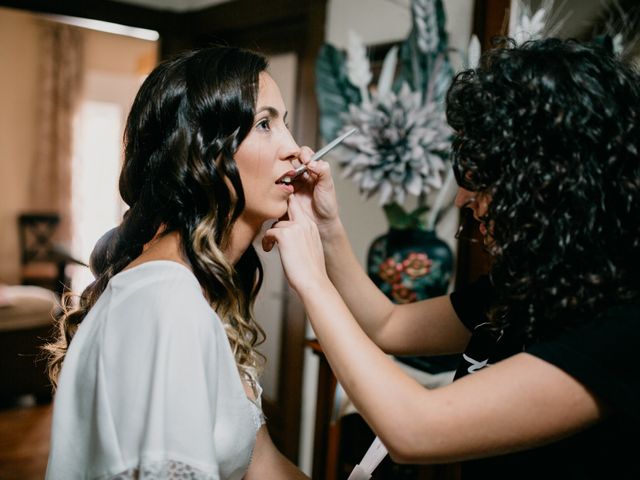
[191,212,266,381]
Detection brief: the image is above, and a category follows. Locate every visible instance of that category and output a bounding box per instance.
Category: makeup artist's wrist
[295,274,336,305]
[316,216,345,242]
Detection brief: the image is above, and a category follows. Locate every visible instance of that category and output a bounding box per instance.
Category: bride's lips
[275,170,297,186]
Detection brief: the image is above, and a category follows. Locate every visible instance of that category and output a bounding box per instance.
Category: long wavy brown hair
[44,46,269,389]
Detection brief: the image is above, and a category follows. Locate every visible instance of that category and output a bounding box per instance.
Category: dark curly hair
[45,46,268,387]
[446,38,640,339]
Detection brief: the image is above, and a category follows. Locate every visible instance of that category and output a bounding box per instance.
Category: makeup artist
[264,37,640,479]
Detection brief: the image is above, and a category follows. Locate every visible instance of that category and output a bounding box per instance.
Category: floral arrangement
[509,0,569,44]
[510,0,640,58]
[315,0,474,231]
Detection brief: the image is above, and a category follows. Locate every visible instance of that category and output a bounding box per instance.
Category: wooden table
[307,339,340,480]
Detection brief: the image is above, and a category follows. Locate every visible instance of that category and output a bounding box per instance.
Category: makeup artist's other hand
[262,194,328,295]
[294,146,340,233]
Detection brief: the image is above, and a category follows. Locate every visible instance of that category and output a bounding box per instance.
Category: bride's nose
[280,130,301,163]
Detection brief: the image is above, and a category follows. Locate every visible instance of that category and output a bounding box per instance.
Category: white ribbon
[347,436,388,480]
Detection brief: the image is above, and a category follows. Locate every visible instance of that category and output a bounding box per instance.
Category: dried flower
[510,0,571,44]
[338,83,450,206]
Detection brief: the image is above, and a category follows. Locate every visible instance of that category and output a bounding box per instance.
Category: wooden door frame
[0,0,327,463]
[454,0,511,289]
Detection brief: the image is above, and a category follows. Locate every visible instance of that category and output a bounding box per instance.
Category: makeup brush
[293,127,358,177]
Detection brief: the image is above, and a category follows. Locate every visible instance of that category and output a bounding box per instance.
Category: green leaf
[383,202,430,230]
[315,44,362,142]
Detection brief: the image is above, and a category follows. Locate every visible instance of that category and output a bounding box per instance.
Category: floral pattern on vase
[367,228,452,302]
[367,228,458,373]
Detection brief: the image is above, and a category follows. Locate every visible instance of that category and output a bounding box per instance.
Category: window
[70,100,124,292]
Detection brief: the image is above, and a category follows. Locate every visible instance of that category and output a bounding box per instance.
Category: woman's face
[234,72,300,228]
[455,187,492,238]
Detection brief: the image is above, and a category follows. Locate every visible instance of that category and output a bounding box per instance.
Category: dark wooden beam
[472,0,511,50]
[185,0,312,33]
[0,0,174,32]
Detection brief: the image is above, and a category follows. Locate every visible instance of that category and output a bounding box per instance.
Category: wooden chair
[17,213,84,297]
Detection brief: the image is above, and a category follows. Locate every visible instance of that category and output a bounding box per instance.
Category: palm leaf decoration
[316,0,453,143]
[315,43,361,142]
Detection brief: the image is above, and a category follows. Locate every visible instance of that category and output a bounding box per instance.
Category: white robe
[46,261,264,480]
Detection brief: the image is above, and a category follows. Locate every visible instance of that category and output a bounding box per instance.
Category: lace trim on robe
[106,459,219,480]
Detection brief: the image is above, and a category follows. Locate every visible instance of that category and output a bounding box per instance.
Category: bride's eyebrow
[255,106,289,122]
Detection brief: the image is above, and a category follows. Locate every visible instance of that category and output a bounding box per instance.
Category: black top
[449,276,640,479]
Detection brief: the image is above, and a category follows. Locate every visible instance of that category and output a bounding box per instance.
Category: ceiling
[111,0,232,12]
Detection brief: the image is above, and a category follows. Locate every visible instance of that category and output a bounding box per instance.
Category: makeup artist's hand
[262,194,329,295]
[293,146,340,234]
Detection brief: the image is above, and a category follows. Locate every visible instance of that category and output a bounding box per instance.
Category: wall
[0,7,39,283]
[0,7,157,284]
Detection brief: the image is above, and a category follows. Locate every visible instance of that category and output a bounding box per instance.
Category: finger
[262,225,287,252]
[261,235,276,252]
[303,159,332,182]
[287,193,308,223]
[299,146,314,165]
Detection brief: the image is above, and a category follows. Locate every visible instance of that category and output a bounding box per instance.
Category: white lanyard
[347,436,388,479]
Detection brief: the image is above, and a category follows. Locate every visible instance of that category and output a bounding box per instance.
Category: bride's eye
[256,118,271,131]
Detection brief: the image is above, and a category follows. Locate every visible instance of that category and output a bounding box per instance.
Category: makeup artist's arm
[292,158,469,356]
[264,195,605,464]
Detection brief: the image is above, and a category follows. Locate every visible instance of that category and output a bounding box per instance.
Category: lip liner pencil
[293,127,358,177]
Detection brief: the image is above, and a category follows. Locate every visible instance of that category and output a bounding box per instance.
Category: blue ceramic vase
[366,228,458,373]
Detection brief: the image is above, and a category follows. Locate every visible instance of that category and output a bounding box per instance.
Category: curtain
[30,21,84,245]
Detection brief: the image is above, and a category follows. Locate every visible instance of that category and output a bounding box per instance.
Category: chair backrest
[17,213,60,265]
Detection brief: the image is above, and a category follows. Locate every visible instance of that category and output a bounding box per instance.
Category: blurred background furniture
[309,339,459,480]
[0,285,59,404]
[18,213,85,298]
